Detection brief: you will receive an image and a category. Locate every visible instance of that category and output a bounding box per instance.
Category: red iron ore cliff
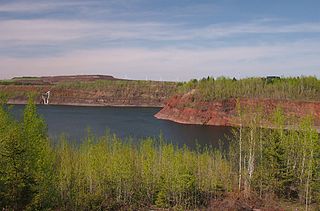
[155,92,320,130]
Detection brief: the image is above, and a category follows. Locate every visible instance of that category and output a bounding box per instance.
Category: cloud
[0,1,91,13]
[0,2,54,12]
[0,19,185,48]
[2,1,320,44]
[0,1,319,80]
[0,40,319,80]
[1,18,320,49]
[0,0,218,20]
[0,19,94,44]
[198,22,320,38]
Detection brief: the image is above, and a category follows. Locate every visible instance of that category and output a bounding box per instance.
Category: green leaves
[1,97,319,209]
[51,135,234,210]
[0,97,56,210]
[231,105,320,208]
[179,76,320,101]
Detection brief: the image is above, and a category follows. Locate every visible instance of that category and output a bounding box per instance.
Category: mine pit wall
[1,83,177,107]
[155,95,320,131]
[2,84,320,131]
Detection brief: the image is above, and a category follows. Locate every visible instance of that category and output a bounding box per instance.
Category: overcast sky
[0,0,319,81]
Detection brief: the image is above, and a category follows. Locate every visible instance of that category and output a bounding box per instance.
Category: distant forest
[1,75,320,102]
[178,76,320,101]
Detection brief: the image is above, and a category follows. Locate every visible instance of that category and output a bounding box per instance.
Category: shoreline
[155,113,320,133]
[7,101,163,109]
[7,100,320,133]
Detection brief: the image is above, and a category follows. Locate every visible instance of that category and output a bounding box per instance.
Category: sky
[0,0,319,81]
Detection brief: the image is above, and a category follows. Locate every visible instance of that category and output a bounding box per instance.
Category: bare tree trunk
[305,138,314,211]
[239,123,242,191]
[248,128,255,193]
[300,137,306,186]
[259,124,263,198]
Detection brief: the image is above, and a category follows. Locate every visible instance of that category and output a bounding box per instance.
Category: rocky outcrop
[155,91,320,129]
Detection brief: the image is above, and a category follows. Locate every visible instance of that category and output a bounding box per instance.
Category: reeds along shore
[0,97,319,210]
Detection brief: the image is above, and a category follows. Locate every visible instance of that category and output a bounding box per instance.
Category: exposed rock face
[155,92,320,129]
[0,77,177,107]
[2,85,175,107]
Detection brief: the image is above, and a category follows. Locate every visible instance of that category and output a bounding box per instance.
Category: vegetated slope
[155,76,320,129]
[0,75,177,107]
[1,99,319,210]
[6,75,118,85]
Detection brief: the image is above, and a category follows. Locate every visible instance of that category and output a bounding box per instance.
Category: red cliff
[155,91,320,130]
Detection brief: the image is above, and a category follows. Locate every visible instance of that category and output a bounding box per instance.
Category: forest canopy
[177,76,320,101]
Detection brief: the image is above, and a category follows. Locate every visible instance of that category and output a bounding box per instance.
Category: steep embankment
[0,75,177,107]
[155,90,320,129]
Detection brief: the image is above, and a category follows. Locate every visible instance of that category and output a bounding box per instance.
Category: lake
[10,105,232,149]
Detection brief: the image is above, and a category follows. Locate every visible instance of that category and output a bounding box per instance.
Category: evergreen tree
[0,96,28,210]
[0,97,57,210]
[22,97,57,210]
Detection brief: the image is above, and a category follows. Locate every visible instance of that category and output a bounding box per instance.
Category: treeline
[0,98,319,210]
[178,76,320,101]
[0,77,43,86]
[56,80,177,91]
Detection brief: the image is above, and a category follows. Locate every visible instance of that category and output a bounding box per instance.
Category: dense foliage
[0,98,319,210]
[0,97,56,210]
[230,105,320,210]
[178,76,320,101]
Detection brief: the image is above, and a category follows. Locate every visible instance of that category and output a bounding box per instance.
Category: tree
[0,96,27,210]
[0,96,57,210]
[22,96,57,209]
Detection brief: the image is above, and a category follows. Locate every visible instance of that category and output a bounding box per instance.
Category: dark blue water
[10,105,232,148]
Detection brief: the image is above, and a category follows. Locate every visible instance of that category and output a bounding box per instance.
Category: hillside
[2,75,320,128]
[155,76,320,130]
[0,75,177,107]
